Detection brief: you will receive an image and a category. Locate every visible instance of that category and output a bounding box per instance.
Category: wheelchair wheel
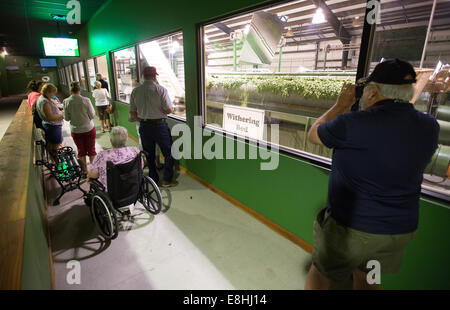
[139,175,162,215]
[91,192,119,240]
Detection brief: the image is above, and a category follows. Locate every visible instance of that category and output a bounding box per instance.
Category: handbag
[105,103,113,114]
[32,103,44,129]
[104,88,113,114]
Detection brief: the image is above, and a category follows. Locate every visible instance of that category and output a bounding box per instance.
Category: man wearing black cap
[305,59,440,289]
[129,66,177,187]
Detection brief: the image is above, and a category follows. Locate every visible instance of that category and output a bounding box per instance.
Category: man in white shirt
[129,66,177,187]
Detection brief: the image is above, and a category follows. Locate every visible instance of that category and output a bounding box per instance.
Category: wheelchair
[84,151,163,240]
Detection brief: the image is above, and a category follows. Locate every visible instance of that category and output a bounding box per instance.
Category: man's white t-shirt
[93,88,110,106]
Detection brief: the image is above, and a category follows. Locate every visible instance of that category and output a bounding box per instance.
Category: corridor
[45,120,311,289]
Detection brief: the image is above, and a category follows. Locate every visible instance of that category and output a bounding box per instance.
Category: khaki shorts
[97,105,110,121]
[312,208,415,289]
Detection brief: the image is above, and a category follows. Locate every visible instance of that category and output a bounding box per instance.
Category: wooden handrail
[0,100,33,289]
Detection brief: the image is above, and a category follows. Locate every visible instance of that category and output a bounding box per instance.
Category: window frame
[77,61,87,90]
[197,0,448,203]
[111,45,137,104]
[64,65,73,83]
[72,63,79,86]
[136,30,187,121]
[197,0,363,164]
[94,54,110,92]
[86,56,97,92]
[58,68,66,85]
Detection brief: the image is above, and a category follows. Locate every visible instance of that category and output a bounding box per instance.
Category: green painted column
[278,46,283,72]
[233,40,237,71]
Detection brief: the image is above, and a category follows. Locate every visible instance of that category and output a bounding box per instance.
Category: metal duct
[239,11,286,65]
[425,144,450,178]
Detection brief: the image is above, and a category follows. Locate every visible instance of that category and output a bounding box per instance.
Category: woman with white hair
[88,126,140,191]
[92,80,111,133]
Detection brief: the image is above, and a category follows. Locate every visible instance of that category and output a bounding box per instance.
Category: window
[59,68,66,85]
[138,32,186,118]
[96,55,110,90]
[113,46,136,103]
[77,61,86,90]
[65,66,73,83]
[72,63,79,85]
[367,0,450,197]
[201,0,366,159]
[87,58,96,90]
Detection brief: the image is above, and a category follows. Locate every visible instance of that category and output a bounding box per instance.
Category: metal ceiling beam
[214,23,234,35]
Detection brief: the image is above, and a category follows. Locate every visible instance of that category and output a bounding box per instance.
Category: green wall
[63,0,449,289]
[2,56,58,96]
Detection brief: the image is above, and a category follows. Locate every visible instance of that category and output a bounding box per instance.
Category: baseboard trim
[178,165,313,254]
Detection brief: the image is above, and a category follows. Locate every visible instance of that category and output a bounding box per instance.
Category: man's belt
[140,118,166,124]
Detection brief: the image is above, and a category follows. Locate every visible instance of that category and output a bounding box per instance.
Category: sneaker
[161,180,179,188]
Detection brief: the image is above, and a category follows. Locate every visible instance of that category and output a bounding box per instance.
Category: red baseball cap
[143,66,158,77]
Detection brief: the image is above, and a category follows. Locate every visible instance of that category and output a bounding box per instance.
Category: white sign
[222,104,265,140]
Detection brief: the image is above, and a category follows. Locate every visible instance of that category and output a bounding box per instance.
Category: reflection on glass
[96,55,109,90]
[72,64,79,85]
[59,68,66,85]
[87,58,96,90]
[78,61,86,90]
[202,1,365,159]
[367,0,450,196]
[65,66,73,83]
[138,32,185,118]
[113,47,136,103]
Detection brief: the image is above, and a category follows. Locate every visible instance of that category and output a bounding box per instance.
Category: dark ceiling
[0,0,107,56]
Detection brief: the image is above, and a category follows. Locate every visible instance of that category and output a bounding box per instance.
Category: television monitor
[42,37,79,57]
[40,58,57,67]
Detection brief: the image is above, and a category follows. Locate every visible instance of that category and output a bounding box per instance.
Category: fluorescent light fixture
[286,27,294,37]
[170,41,180,54]
[51,14,67,22]
[312,8,326,24]
[244,24,251,35]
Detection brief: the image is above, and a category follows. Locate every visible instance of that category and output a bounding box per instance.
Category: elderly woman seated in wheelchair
[85,126,162,239]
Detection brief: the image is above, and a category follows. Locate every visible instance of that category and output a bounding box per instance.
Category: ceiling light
[312,8,326,24]
[51,14,67,22]
[286,27,294,37]
[352,15,362,27]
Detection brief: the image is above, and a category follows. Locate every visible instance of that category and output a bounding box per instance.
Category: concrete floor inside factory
[45,119,312,290]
